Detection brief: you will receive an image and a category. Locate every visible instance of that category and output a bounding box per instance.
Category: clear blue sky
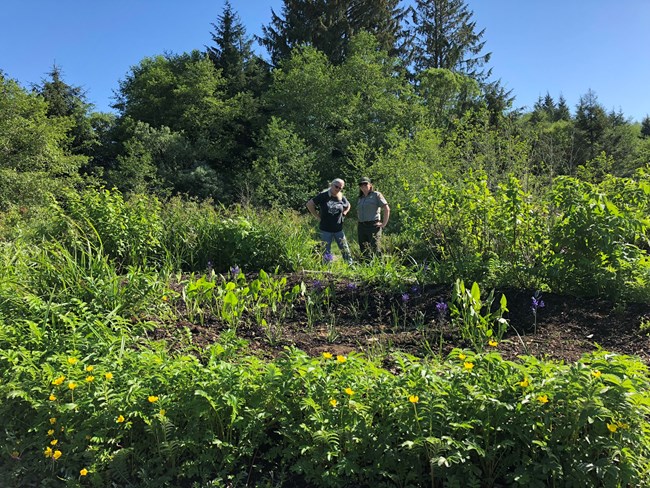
[2,1,649,122]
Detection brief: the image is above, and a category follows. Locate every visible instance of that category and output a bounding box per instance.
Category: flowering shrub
[1,341,649,487]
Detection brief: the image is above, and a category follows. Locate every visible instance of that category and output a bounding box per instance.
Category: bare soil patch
[154,273,650,364]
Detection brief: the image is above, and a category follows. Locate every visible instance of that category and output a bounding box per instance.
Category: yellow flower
[105,372,113,380]
[49,417,57,424]
[344,387,354,396]
[44,446,53,458]
[148,395,159,403]
[336,355,347,363]
[607,423,618,433]
[322,352,333,359]
[488,340,498,347]
[68,382,77,390]
[458,353,467,360]
[52,376,65,386]
[86,375,95,382]
[537,395,549,404]
[519,378,529,387]
[49,394,56,401]
[67,357,78,365]
[592,370,602,378]
[85,365,94,372]
[47,429,54,436]
[80,468,88,476]
[50,439,58,446]
[162,295,168,302]
[53,450,62,460]
[159,409,166,416]
[464,362,474,370]
[408,395,419,403]
[10,451,20,459]
[116,415,125,423]
[329,399,338,407]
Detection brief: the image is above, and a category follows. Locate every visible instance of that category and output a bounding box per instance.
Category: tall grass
[159,198,318,273]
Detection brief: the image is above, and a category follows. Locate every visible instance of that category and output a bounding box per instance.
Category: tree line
[1,0,650,213]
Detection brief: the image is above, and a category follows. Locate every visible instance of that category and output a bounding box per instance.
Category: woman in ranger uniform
[356,177,390,259]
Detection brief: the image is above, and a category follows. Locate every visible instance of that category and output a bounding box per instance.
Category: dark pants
[358,221,381,258]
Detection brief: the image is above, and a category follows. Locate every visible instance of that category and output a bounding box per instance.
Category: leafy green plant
[182,273,216,325]
[449,279,508,351]
[304,279,333,329]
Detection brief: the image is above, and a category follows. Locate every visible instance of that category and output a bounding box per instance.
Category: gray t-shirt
[357,191,388,222]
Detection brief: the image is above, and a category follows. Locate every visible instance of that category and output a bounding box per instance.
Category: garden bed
[154,272,650,364]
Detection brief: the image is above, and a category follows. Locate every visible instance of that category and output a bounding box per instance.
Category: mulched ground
[154,273,650,365]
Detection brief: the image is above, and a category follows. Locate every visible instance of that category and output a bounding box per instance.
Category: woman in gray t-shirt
[356,177,390,258]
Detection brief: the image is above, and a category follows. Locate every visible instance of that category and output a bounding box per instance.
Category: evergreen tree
[206,1,270,96]
[530,93,570,124]
[608,108,627,127]
[542,92,556,116]
[482,80,515,127]
[530,93,557,124]
[260,0,405,65]
[555,95,571,121]
[574,89,608,163]
[37,64,85,117]
[408,0,491,81]
[530,95,549,125]
[641,115,650,138]
[34,65,97,155]
[350,0,409,60]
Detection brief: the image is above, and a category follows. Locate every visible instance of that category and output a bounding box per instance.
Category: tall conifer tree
[34,65,96,155]
[206,1,269,96]
[556,95,571,121]
[574,90,608,163]
[641,115,650,138]
[408,0,491,81]
[260,0,405,65]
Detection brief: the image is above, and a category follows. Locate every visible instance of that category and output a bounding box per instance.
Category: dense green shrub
[159,198,316,273]
[1,343,648,487]
[547,176,650,299]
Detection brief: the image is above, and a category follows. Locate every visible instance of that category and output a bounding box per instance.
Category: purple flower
[230,265,240,277]
[323,252,334,263]
[531,294,545,312]
[410,285,420,295]
[312,280,324,291]
[401,293,410,303]
[346,282,358,290]
[436,301,448,314]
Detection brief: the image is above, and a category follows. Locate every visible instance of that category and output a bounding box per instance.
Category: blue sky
[2,1,649,122]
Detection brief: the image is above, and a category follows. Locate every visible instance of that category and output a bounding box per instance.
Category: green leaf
[470,282,481,302]
[224,291,238,306]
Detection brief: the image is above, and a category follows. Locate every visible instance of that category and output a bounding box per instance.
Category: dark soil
[154,272,650,365]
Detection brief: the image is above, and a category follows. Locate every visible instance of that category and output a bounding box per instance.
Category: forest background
[2,0,650,285]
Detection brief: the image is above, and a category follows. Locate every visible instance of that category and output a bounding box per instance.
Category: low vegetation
[1,187,649,486]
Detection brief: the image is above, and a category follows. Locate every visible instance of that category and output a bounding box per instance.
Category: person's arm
[380,204,390,228]
[306,199,319,219]
[342,197,350,216]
